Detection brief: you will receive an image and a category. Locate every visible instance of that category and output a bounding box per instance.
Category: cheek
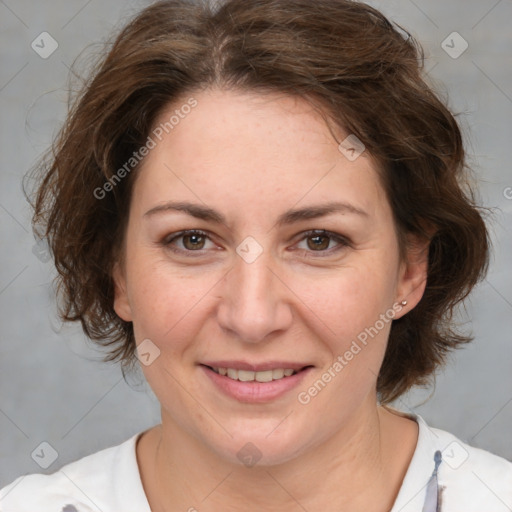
[290,260,398,344]
[126,231,399,359]
[126,256,221,353]
[291,270,396,411]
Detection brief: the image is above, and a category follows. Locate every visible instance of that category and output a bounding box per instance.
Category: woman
[1,0,511,510]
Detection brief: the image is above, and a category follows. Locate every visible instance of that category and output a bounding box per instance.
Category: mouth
[204,365,310,382]
[199,363,314,403]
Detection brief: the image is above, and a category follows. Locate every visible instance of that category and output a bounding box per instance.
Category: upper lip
[201,361,312,372]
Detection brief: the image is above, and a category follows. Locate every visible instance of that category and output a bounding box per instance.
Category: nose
[216,249,293,344]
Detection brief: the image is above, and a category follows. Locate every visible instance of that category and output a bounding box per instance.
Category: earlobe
[112,261,133,322]
[394,234,430,319]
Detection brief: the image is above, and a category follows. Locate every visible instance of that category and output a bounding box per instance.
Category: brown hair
[29,0,490,403]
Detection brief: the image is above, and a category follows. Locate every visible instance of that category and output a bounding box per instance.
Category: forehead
[131,88,387,223]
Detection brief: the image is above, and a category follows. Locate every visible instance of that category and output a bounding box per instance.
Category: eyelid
[291,229,351,256]
[163,229,350,256]
[164,229,217,255]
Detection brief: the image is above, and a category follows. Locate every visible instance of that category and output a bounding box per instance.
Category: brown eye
[306,233,330,251]
[295,229,349,256]
[182,232,206,250]
[165,230,214,253]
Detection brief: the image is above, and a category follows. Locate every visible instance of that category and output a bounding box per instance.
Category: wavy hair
[29,0,490,402]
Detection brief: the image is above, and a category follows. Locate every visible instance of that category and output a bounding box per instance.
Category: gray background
[0,0,511,488]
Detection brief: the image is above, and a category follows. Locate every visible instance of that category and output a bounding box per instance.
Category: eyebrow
[143,200,368,226]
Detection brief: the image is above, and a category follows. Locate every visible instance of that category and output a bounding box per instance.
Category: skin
[113,88,428,511]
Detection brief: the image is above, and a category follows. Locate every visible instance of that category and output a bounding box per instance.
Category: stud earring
[400,300,408,306]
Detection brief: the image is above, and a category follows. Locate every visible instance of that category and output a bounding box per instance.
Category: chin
[207,420,314,468]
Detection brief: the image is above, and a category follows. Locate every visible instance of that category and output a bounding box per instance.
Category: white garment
[1,413,511,511]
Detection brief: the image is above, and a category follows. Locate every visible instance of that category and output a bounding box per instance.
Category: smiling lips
[200,361,314,402]
[201,360,311,381]
[210,366,298,382]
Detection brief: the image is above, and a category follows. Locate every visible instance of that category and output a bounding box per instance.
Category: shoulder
[0,432,151,512]
[430,423,512,511]
[392,410,512,512]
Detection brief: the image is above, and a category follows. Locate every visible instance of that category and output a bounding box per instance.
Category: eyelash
[163,229,350,258]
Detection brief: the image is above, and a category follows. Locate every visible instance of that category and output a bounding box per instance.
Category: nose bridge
[217,247,291,343]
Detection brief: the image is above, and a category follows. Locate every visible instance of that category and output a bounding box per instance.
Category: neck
[141,398,417,512]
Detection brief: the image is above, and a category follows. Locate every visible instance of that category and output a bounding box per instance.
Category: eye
[294,229,349,256]
[163,228,349,257]
[164,229,216,253]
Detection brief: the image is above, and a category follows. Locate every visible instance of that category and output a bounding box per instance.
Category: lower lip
[200,365,313,403]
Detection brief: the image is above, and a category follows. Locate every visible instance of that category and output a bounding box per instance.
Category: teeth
[255,370,273,382]
[272,368,284,379]
[238,370,255,382]
[212,367,300,381]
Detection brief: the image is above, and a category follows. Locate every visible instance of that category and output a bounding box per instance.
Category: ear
[393,233,430,320]
[112,261,133,322]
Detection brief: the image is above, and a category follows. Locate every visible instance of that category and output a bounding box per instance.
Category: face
[113,88,427,466]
